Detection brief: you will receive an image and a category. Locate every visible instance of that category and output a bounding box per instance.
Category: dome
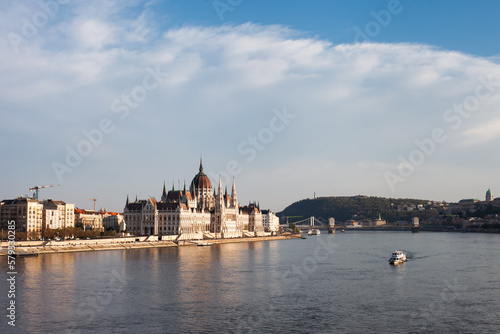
[190,159,212,190]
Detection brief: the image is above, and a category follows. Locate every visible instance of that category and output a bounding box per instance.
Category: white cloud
[1,2,500,211]
[462,119,500,145]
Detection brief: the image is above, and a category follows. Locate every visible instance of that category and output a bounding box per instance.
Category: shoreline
[0,234,301,256]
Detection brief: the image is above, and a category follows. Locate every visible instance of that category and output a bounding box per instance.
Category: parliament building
[124,160,278,239]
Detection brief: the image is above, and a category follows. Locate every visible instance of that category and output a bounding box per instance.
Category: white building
[42,199,75,230]
[261,210,280,233]
[124,160,265,239]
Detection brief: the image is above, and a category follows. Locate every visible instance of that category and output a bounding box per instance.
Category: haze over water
[1,231,499,333]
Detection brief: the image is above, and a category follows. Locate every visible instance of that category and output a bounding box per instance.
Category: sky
[1,0,500,213]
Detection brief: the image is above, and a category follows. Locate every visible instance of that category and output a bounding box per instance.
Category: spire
[163,181,167,196]
[172,182,175,191]
[135,195,138,203]
[199,157,204,172]
[225,185,228,196]
[231,177,238,208]
[218,175,223,195]
[183,180,186,193]
[126,195,129,206]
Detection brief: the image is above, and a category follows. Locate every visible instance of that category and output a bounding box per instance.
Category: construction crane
[29,184,59,200]
[88,198,98,212]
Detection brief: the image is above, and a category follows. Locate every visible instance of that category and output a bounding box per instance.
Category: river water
[1,231,499,333]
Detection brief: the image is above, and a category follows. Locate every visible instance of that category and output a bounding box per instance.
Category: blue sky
[1,0,500,213]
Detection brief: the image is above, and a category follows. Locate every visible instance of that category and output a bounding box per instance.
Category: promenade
[0,234,300,255]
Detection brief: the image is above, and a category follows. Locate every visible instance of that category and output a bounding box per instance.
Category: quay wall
[0,234,301,255]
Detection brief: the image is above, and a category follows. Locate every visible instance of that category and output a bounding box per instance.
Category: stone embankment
[0,234,300,255]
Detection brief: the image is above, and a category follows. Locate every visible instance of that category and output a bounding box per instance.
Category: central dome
[190,159,212,190]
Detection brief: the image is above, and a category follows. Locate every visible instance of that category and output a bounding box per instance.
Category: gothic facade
[123,160,270,239]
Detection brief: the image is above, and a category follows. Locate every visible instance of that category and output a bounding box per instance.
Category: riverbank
[0,234,301,256]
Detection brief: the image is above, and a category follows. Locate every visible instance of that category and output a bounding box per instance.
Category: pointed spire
[163,181,167,196]
[231,177,238,208]
[135,195,138,203]
[126,195,129,206]
[225,185,228,196]
[172,182,175,191]
[183,180,186,193]
[199,156,204,172]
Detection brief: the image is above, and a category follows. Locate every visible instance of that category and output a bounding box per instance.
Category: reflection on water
[1,232,500,333]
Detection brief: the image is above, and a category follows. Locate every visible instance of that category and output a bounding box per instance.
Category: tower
[190,158,214,210]
[161,181,167,202]
[231,178,238,208]
[214,175,227,237]
[486,189,493,202]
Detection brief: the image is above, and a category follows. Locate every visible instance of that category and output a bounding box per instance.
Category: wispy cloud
[1,1,500,210]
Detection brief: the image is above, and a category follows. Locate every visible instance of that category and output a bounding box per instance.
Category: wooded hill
[278,196,442,223]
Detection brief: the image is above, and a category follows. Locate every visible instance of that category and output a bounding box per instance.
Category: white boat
[388,250,407,265]
[308,229,321,235]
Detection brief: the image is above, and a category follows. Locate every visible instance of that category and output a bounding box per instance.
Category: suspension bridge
[289,216,328,230]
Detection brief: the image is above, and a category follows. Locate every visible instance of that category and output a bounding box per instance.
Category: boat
[341,229,345,233]
[197,242,212,246]
[301,235,308,239]
[388,250,407,265]
[309,229,321,235]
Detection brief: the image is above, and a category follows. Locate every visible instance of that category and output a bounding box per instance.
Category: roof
[190,160,212,190]
[458,199,480,203]
[1,197,40,205]
[157,202,180,210]
[125,202,147,210]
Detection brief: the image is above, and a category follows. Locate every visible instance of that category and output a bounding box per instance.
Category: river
[1,231,499,333]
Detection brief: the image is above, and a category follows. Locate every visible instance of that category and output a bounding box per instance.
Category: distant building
[102,212,125,232]
[0,197,43,239]
[74,209,103,231]
[124,160,266,238]
[345,220,361,227]
[448,189,500,214]
[261,210,280,233]
[41,199,75,230]
[1,197,76,239]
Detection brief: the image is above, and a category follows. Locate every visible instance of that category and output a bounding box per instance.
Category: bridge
[289,216,328,230]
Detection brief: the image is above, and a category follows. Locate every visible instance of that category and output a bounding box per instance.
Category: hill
[277,196,442,223]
